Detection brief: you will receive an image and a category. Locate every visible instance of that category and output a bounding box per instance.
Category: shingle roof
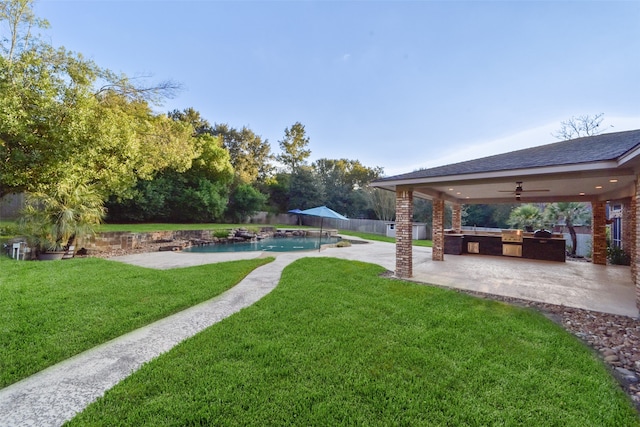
[376,129,640,182]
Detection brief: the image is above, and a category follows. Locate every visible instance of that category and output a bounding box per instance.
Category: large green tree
[276,122,311,172]
[288,166,325,210]
[264,172,291,213]
[168,108,214,136]
[313,158,383,217]
[226,183,267,223]
[106,113,235,223]
[0,0,194,198]
[213,124,274,184]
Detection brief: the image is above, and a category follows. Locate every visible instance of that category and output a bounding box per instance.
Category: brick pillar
[452,203,462,232]
[395,188,413,278]
[635,179,640,310]
[432,198,445,261]
[627,196,637,281]
[592,201,607,265]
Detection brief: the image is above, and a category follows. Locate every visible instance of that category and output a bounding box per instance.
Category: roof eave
[370,160,625,189]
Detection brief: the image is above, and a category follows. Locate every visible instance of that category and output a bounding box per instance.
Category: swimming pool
[183,236,341,253]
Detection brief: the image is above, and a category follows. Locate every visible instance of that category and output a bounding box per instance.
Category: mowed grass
[340,230,433,247]
[0,256,272,388]
[70,258,638,426]
[97,223,309,232]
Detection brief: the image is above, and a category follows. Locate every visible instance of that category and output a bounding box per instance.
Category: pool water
[183,236,341,253]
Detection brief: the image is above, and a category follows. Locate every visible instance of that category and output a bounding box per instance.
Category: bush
[0,222,19,238]
[213,229,230,239]
[607,246,630,265]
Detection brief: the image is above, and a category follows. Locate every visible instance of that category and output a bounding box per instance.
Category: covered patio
[411,247,636,317]
[371,129,640,316]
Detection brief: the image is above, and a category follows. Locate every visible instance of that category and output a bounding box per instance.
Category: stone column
[452,203,462,232]
[432,198,445,261]
[395,188,413,278]
[591,201,607,265]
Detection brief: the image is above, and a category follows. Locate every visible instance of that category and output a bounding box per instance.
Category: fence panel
[300,216,389,235]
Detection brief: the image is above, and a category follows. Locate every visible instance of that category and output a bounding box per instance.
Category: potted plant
[19,179,105,260]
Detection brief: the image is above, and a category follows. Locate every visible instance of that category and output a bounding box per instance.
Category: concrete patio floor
[110,238,638,318]
[411,249,638,318]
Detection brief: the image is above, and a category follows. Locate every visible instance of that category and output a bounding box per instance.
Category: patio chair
[12,242,27,260]
[62,245,75,259]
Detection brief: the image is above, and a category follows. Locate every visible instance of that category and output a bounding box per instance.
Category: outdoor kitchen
[444,229,566,262]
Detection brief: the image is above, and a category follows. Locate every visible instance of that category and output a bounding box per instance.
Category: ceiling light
[579,192,585,196]
[609,179,618,183]
[595,185,603,189]
[448,188,454,191]
[456,192,461,195]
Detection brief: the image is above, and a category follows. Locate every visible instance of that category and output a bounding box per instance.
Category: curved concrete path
[0,239,636,426]
[0,241,405,427]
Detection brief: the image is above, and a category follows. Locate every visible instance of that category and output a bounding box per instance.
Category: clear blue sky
[35,0,640,176]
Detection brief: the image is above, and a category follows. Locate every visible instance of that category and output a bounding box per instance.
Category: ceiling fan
[498,181,550,200]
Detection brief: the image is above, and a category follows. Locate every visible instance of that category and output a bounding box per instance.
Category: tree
[226,184,267,223]
[507,204,542,231]
[19,176,105,253]
[288,166,325,210]
[264,173,291,213]
[276,122,311,172]
[106,113,235,223]
[544,202,591,257]
[552,113,610,140]
[0,0,48,63]
[462,204,512,228]
[0,0,193,198]
[213,124,274,184]
[365,188,396,221]
[168,108,214,136]
[312,158,383,217]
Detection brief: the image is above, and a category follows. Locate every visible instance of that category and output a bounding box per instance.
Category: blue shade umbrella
[298,206,349,251]
[288,208,303,225]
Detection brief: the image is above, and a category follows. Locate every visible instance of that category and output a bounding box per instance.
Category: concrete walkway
[0,239,637,426]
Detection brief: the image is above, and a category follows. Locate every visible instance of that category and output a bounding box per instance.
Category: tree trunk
[568,225,577,256]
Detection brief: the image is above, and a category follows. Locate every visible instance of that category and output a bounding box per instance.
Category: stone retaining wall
[77,230,221,252]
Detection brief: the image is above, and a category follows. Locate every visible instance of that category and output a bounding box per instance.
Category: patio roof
[371,129,640,204]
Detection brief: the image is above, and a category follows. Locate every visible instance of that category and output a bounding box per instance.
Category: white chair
[62,245,75,259]
[12,242,26,260]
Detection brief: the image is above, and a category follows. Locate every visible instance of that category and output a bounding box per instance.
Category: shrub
[607,246,630,265]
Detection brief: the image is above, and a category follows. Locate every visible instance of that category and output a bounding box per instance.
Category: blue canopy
[287,209,303,214]
[297,206,348,251]
[298,206,348,221]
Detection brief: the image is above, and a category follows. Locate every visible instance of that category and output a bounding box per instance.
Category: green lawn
[0,256,272,388]
[97,223,309,233]
[339,230,433,247]
[69,258,638,426]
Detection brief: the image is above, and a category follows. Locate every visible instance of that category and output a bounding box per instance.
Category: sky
[33,0,640,176]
